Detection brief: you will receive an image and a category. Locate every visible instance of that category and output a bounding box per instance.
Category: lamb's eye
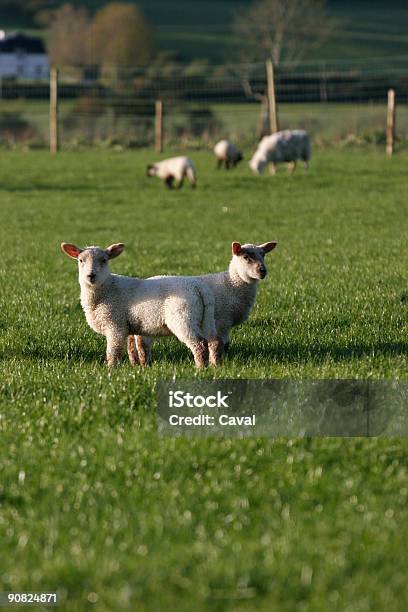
[243,255,250,262]
[79,259,83,263]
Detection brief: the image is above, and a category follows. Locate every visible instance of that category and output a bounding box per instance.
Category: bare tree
[46,4,91,67]
[89,3,153,69]
[233,0,337,67]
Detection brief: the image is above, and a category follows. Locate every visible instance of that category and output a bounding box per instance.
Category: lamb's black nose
[259,267,267,279]
[88,273,96,283]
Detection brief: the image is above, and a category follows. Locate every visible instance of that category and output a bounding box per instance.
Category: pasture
[1,148,408,610]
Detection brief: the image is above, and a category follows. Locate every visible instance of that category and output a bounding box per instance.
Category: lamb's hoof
[193,338,209,368]
[127,336,140,367]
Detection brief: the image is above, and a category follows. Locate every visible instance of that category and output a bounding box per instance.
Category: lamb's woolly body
[214,140,243,168]
[148,156,196,187]
[136,243,275,365]
[63,244,216,367]
[250,129,311,174]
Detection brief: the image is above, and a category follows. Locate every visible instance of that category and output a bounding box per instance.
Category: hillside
[1,0,408,63]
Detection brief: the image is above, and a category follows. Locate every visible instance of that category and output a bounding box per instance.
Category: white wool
[249,129,311,174]
[147,156,196,187]
[61,243,215,368]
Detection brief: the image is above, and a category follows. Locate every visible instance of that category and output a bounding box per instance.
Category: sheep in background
[61,242,216,368]
[146,156,197,189]
[249,130,311,175]
[132,240,277,366]
[214,139,243,169]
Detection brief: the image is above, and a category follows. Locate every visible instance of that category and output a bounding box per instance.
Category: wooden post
[266,59,278,134]
[386,88,395,156]
[49,67,58,154]
[155,99,163,153]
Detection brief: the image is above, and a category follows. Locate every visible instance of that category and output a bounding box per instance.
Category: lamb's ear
[232,241,242,256]
[106,243,125,259]
[61,243,83,259]
[260,241,277,254]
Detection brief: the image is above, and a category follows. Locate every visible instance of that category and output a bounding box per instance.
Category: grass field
[1,149,408,610]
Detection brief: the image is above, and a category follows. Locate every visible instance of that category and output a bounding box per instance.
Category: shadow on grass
[230,341,408,364]
[2,339,407,367]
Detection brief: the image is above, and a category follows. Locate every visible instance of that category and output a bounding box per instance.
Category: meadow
[0,148,408,610]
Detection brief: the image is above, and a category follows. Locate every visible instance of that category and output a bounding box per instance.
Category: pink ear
[232,241,242,256]
[106,243,125,259]
[61,243,83,259]
[260,241,277,253]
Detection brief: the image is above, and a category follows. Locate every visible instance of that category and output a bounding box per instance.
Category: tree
[232,0,337,67]
[89,3,152,69]
[46,4,91,67]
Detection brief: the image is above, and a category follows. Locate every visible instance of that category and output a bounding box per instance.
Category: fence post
[266,59,278,134]
[386,88,395,156]
[155,99,163,153]
[49,67,58,154]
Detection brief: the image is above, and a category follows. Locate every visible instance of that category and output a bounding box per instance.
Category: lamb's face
[61,242,125,287]
[146,164,157,177]
[249,153,266,175]
[232,242,277,282]
[78,247,110,287]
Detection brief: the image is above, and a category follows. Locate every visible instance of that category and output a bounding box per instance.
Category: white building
[0,31,49,79]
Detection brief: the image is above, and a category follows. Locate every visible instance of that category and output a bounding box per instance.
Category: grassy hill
[1,0,408,63]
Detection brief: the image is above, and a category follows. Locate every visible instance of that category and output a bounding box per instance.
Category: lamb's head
[231,241,277,282]
[146,164,157,177]
[61,243,124,287]
[249,151,267,175]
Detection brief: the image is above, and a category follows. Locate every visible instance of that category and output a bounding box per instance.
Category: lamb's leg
[106,329,127,367]
[127,335,140,366]
[209,329,230,366]
[165,175,174,189]
[175,178,184,189]
[303,159,309,172]
[287,161,297,174]
[216,159,222,170]
[268,162,276,175]
[135,335,153,367]
[208,338,224,366]
[167,320,209,368]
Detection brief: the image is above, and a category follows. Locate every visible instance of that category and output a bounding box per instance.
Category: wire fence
[1,57,408,150]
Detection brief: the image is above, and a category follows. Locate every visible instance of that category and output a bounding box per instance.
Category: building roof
[0,32,46,54]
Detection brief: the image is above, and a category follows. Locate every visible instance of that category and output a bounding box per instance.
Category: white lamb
[131,240,277,366]
[214,139,243,169]
[61,242,216,368]
[146,156,197,189]
[249,129,311,175]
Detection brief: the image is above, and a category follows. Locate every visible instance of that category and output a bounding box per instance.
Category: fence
[0,56,408,150]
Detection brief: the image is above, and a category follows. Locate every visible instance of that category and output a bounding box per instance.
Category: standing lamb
[131,240,277,366]
[61,242,216,368]
[249,129,311,175]
[214,139,243,169]
[146,156,197,189]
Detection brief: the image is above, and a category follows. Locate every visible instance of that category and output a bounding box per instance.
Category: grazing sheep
[146,156,197,189]
[61,242,216,368]
[132,240,277,366]
[249,129,311,175]
[214,139,243,169]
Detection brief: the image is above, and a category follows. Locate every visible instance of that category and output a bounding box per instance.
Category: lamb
[131,240,277,366]
[249,129,311,175]
[61,242,216,368]
[214,139,243,169]
[146,156,197,189]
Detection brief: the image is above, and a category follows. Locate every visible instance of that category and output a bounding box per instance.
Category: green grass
[1,149,408,610]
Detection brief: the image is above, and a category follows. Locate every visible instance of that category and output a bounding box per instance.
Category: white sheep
[132,240,277,366]
[146,156,197,189]
[249,130,311,175]
[214,139,243,169]
[61,242,216,368]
